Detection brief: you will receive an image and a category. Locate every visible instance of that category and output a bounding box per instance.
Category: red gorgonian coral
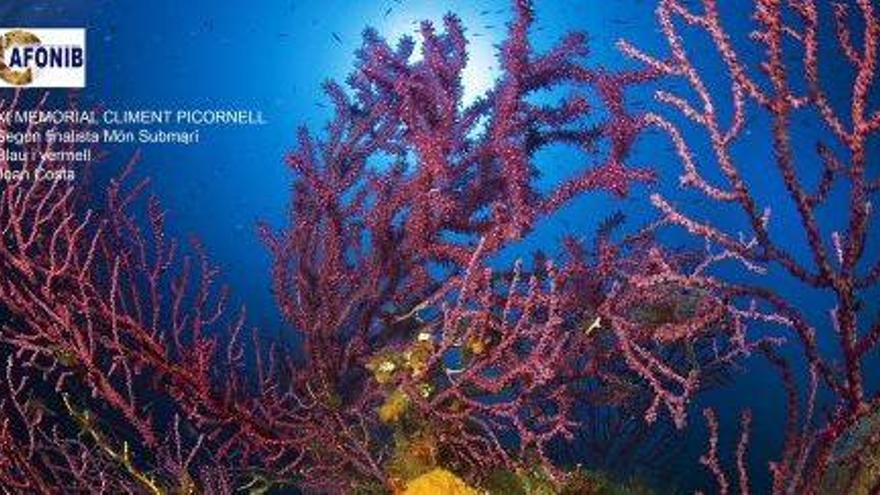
[620,0,880,492]
[254,0,664,490]
[3,0,875,493]
[0,2,665,492]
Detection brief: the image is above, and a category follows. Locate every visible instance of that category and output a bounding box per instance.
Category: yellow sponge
[402,468,479,495]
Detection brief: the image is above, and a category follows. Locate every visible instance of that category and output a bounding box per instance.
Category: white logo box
[0,28,86,88]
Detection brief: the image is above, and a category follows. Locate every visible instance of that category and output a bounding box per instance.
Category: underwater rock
[819,408,880,495]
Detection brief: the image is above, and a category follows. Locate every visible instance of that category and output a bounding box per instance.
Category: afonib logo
[0,28,85,88]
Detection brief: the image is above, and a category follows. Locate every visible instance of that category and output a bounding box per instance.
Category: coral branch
[623,0,880,491]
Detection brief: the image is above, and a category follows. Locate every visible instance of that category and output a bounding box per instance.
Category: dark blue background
[2,1,877,492]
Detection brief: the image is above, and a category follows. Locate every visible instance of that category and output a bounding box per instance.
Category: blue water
[3,1,877,493]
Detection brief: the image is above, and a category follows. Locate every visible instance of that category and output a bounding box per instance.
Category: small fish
[332,32,342,44]
[384,7,392,17]
[584,316,602,336]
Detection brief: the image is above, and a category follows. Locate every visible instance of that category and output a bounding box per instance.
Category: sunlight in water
[377,2,503,105]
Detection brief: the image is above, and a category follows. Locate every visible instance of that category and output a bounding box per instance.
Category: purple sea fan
[257,0,658,490]
[619,0,880,491]
[373,240,584,480]
[0,92,254,493]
